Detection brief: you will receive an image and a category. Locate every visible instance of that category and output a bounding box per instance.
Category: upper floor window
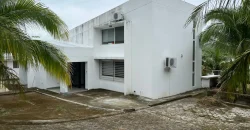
[102,26,124,44]
[13,61,19,68]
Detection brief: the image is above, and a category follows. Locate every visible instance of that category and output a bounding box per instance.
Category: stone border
[148,94,193,107]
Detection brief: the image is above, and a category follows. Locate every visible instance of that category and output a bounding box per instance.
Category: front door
[71,62,85,88]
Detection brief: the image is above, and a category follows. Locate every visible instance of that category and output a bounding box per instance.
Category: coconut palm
[202,46,231,75]
[0,0,71,90]
[198,2,250,94]
[185,0,245,28]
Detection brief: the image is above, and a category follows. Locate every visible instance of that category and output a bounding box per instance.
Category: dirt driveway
[1,96,250,130]
[1,89,250,129]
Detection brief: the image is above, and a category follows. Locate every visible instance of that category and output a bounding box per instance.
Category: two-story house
[12,0,202,99]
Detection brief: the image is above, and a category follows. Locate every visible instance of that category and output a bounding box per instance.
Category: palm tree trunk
[243,58,248,94]
[243,82,247,94]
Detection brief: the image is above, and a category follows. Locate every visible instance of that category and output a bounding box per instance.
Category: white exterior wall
[68,0,156,95]
[150,0,200,98]
[27,45,94,91]
[124,0,154,97]
[4,61,28,84]
[68,2,131,93]
[23,0,201,99]
[65,0,202,99]
[5,61,19,76]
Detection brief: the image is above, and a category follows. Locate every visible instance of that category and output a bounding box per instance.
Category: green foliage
[0,0,71,90]
[202,46,231,75]
[188,0,250,94]
[185,0,243,28]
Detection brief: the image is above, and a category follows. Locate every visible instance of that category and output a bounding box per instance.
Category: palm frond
[219,49,250,93]
[186,0,242,28]
[0,24,71,85]
[0,0,71,87]
[0,61,23,92]
[0,0,68,39]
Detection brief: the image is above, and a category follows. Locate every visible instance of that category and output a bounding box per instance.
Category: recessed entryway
[71,62,86,89]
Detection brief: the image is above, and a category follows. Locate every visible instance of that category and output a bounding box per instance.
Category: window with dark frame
[102,26,124,44]
[192,23,196,87]
[100,60,124,81]
[13,61,19,68]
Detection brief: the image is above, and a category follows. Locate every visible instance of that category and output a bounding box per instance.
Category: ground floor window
[100,60,124,82]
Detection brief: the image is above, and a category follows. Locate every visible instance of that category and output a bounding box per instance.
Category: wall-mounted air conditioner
[165,57,177,69]
[113,12,124,21]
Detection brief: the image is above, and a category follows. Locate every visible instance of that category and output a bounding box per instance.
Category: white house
[8,0,202,99]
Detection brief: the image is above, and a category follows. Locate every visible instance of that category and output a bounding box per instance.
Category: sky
[33,0,205,39]
[39,0,206,29]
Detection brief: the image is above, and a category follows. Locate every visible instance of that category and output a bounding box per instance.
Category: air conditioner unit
[113,12,124,21]
[165,57,177,69]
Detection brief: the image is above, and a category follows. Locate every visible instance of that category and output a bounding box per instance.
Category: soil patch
[0,92,110,121]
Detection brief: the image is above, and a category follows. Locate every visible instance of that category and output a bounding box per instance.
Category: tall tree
[185,0,244,28]
[202,46,231,75]
[0,0,71,90]
[189,0,250,94]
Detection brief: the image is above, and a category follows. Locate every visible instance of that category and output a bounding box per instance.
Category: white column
[124,20,133,95]
[19,67,27,85]
[60,82,68,93]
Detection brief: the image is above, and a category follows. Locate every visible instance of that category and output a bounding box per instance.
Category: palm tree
[202,46,231,75]
[185,0,246,28]
[197,2,250,94]
[0,0,71,90]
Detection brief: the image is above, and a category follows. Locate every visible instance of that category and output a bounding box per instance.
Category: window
[101,61,114,77]
[115,27,124,44]
[100,60,124,82]
[13,61,19,68]
[102,29,115,44]
[114,61,124,78]
[192,24,196,87]
[102,26,124,44]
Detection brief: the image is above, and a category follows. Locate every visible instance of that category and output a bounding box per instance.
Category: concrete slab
[59,89,151,110]
[47,87,87,94]
[39,89,206,111]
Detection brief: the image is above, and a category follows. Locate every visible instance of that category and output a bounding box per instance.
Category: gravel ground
[1,98,250,130]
